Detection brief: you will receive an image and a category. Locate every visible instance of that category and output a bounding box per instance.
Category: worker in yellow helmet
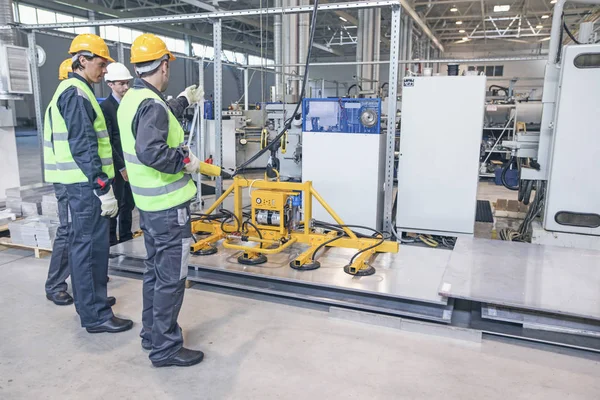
[118,33,221,368]
[43,33,133,333]
[44,57,76,306]
[58,58,72,80]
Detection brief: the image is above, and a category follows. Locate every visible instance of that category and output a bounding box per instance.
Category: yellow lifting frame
[190,177,398,273]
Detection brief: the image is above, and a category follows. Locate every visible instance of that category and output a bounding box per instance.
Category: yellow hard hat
[130,33,176,64]
[69,33,115,62]
[58,58,72,80]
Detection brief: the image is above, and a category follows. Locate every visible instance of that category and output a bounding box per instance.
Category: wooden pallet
[0,237,52,258]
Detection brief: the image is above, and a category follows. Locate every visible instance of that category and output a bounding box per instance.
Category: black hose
[347,83,363,96]
[349,233,386,265]
[312,221,389,265]
[488,84,509,96]
[563,21,581,44]
[219,209,241,233]
[522,180,534,206]
[311,233,344,261]
[501,156,519,191]
[242,220,263,249]
[233,0,320,175]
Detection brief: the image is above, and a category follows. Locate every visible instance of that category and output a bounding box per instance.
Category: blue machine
[302,98,385,230]
[302,98,381,134]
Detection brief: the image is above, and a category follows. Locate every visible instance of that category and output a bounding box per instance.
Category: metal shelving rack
[479,103,516,178]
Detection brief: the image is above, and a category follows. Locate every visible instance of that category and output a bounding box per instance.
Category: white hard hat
[105,62,133,82]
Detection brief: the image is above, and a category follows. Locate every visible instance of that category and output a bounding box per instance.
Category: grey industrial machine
[0,13,32,200]
[396,76,486,236]
[505,2,600,243]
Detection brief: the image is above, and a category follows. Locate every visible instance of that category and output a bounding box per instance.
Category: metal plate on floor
[481,304,600,338]
[109,255,455,323]
[439,238,600,321]
[112,236,450,306]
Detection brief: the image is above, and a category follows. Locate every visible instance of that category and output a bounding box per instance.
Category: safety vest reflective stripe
[51,130,108,141]
[129,174,192,196]
[123,152,143,165]
[118,86,196,212]
[44,157,112,168]
[42,77,115,184]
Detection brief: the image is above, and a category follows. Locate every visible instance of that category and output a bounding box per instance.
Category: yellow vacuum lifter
[190,176,398,276]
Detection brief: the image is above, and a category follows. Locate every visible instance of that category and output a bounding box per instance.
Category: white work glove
[96,187,119,218]
[178,84,204,105]
[183,150,201,174]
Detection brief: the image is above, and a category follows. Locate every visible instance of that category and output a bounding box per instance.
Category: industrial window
[466,65,504,76]
[100,26,120,42]
[17,5,38,24]
[574,53,600,68]
[56,14,75,34]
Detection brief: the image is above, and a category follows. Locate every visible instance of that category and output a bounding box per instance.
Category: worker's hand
[183,151,201,174]
[120,168,128,182]
[95,187,119,218]
[178,84,204,105]
[200,162,221,177]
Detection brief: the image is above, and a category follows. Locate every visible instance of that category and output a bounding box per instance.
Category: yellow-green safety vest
[43,78,114,183]
[118,86,196,212]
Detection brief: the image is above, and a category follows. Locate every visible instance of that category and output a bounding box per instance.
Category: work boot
[152,348,204,368]
[108,296,116,307]
[141,338,152,351]
[46,291,74,306]
[86,316,133,334]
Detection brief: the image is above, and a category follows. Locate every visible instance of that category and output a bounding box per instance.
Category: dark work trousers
[65,182,114,328]
[44,183,70,295]
[139,203,192,363]
[110,171,135,246]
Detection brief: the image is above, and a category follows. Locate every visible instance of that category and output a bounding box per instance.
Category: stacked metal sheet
[0,210,17,227]
[41,194,59,218]
[131,208,140,233]
[5,183,55,217]
[8,217,59,248]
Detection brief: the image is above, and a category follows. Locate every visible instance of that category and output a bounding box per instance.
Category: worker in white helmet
[100,62,135,246]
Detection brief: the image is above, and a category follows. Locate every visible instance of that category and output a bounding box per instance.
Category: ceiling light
[463,37,470,41]
[456,21,463,25]
[541,15,549,19]
[450,7,458,12]
[536,25,544,29]
[339,16,347,22]
[493,5,510,12]
[459,29,465,33]
[550,0,557,3]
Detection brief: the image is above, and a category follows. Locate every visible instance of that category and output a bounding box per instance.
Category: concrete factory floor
[1,246,600,399]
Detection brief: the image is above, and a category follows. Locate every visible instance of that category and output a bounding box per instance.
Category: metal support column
[197,57,205,206]
[27,31,44,182]
[244,54,249,111]
[116,42,125,63]
[383,5,402,234]
[213,19,223,198]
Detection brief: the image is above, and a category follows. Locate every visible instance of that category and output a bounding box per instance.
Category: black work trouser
[45,183,70,295]
[110,171,135,246]
[65,182,114,328]
[139,203,192,363]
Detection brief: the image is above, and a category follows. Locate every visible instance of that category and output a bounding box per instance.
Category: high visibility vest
[43,78,114,183]
[118,87,196,212]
